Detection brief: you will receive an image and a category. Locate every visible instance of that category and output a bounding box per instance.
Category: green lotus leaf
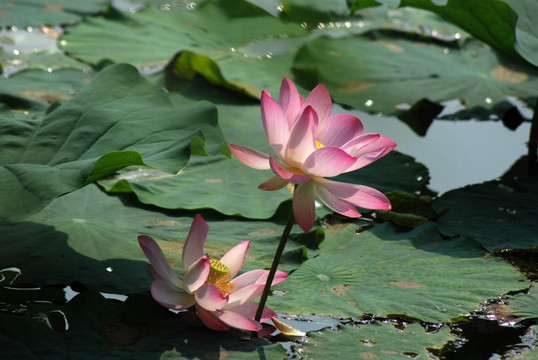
[293,34,538,118]
[285,1,466,42]
[353,5,468,41]
[505,284,538,319]
[351,0,523,62]
[0,0,107,28]
[99,79,290,218]
[366,0,538,66]
[0,184,318,293]
[301,322,456,359]
[60,0,307,97]
[435,179,538,250]
[375,191,436,228]
[0,28,89,76]
[0,290,286,359]
[271,221,527,322]
[0,68,93,106]
[505,0,538,66]
[0,63,224,224]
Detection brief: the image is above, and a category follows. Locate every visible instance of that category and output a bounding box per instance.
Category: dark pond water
[339,104,532,195]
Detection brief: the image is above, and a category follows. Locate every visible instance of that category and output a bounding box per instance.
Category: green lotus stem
[254,197,296,323]
[528,97,538,176]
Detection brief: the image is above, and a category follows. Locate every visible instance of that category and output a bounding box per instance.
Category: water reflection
[335,104,531,194]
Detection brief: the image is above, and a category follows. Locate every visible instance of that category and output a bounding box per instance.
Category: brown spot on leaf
[39,26,60,38]
[327,50,343,57]
[204,178,223,183]
[331,284,351,296]
[19,91,67,103]
[389,281,426,289]
[491,65,528,83]
[377,41,404,53]
[325,222,350,230]
[149,220,184,226]
[156,240,183,254]
[248,228,277,236]
[337,80,375,93]
[45,4,64,11]
[360,352,377,358]
[484,302,521,323]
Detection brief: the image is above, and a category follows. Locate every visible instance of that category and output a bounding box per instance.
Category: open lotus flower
[227,77,397,232]
[138,214,287,332]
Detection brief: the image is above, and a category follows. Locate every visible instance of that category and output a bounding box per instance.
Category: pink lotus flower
[138,214,287,332]
[227,77,397,232]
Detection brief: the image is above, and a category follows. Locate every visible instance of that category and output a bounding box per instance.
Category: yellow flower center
[206,258,235,295]
[315,140,324,149]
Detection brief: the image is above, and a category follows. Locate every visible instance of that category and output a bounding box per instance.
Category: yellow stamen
[207,259,235,295]
[315,140,324,149]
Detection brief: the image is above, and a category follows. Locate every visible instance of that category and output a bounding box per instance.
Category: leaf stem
[254,199,295,323]
[528,97,538,175]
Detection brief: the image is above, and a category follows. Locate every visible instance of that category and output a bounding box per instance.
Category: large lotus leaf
[285,0,465,42]
[292,34,538,117]
[0,68,93,105]
[0,103,45,123]
[0,290,286,359]
[98,80,290,218]
[99,155,293,219]
[0,63,224,224]
[0,28,89,76]
[434,179,538,250]
[59,0,307,96]
[505,284,538,319]
[0,0,107,28]
[270,221,527,322]
[351,0,525,63]
[505,0,538,66]
[171,49,302,99]
[163,5,469,98]
[301,323,456,359]
[0,184,318,293]
[354,5,468,41]
[280,0,350,24]
[375,0,538,66]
